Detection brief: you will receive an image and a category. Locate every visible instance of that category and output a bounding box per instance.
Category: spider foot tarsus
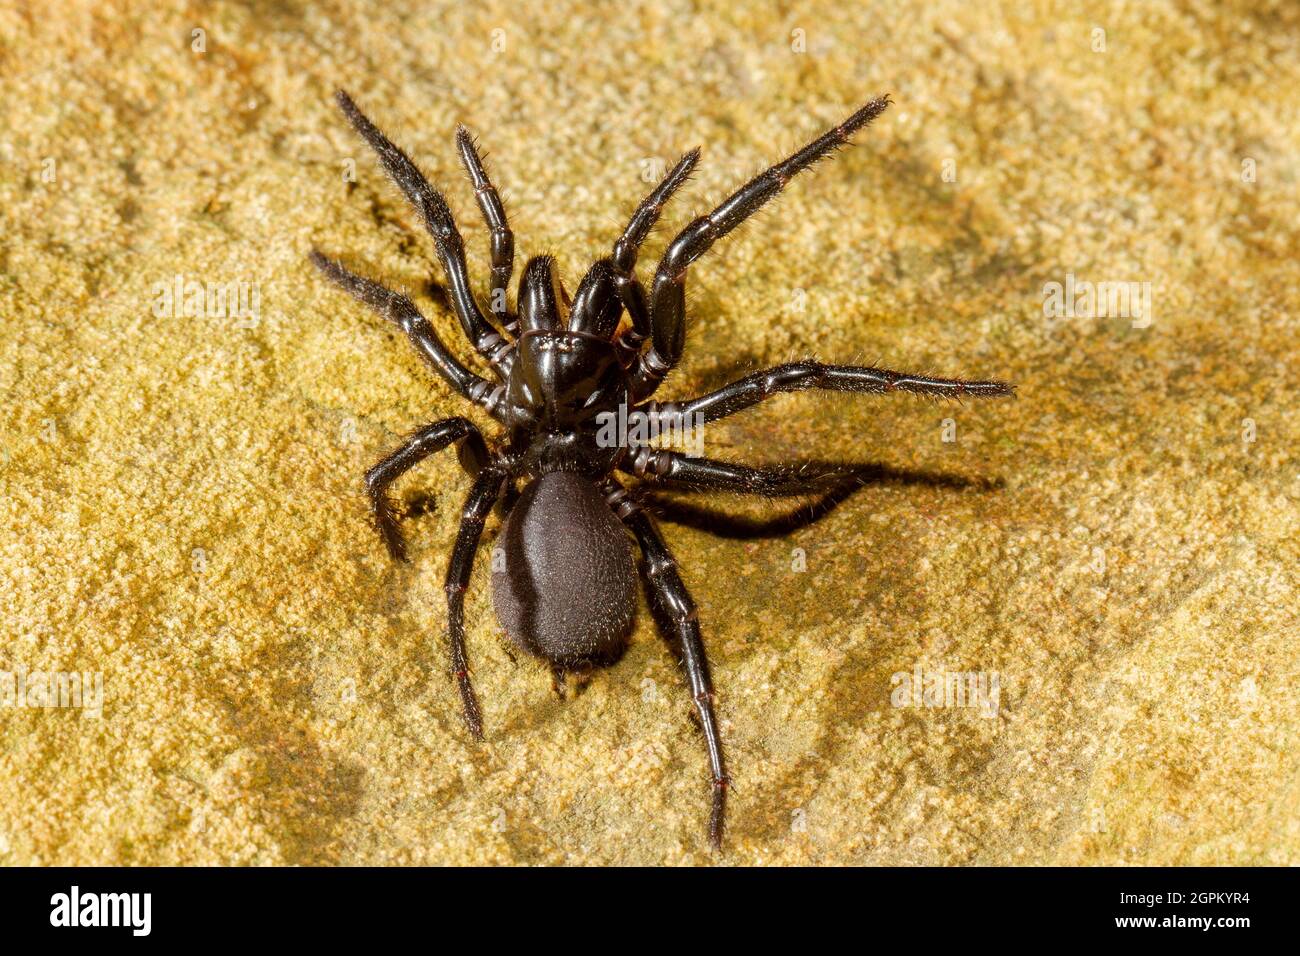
[364,465,411,563]
[709,774,731,850]
[455,666,484,739]
[362,418,485,563]
[375,503,410,562]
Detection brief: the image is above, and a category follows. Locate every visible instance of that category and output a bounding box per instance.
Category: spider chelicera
[311,89,1014,849]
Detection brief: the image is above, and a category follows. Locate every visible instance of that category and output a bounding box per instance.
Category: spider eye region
[508,333,628,428]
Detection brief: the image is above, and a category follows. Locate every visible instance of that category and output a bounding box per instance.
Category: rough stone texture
[1,0,1296,865]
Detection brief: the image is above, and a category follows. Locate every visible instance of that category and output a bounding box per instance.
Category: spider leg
[610,149,701,362]
[455,126,516,334]
[625,447,865,497]
[630,95,892,401]
[311,252,505,418]
[639,360,1015,425]
[443,463,508,739]
[364,417,488,562]
[335,90,513,377]
[615,496,729,849]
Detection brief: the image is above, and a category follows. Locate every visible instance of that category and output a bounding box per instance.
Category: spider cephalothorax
[312,89,1014,849]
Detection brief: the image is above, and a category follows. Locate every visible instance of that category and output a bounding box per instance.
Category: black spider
[311,89,1014,849]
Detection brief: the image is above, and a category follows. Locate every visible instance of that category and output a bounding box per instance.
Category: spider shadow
[425,279,453,312]
[640,460,1001,688]
[640,461,1001,540]
[403,493,439,519]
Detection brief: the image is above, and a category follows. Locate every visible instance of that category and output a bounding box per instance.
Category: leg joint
[762,362,823,393]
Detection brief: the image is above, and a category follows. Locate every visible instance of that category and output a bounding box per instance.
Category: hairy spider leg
[629,96,893,402]
[625,448,1006,502]
[624,447,874,496]
[443,465,508,738]
[363,417,488,562]
[455,125,516,334]
[610,149,701,363]
[618,502,730,849]
[310,252,506,418]
[335,90,514,378]
[637,360,1015,426]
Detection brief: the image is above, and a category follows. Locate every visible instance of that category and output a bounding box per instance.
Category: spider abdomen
[491,471,636,669]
